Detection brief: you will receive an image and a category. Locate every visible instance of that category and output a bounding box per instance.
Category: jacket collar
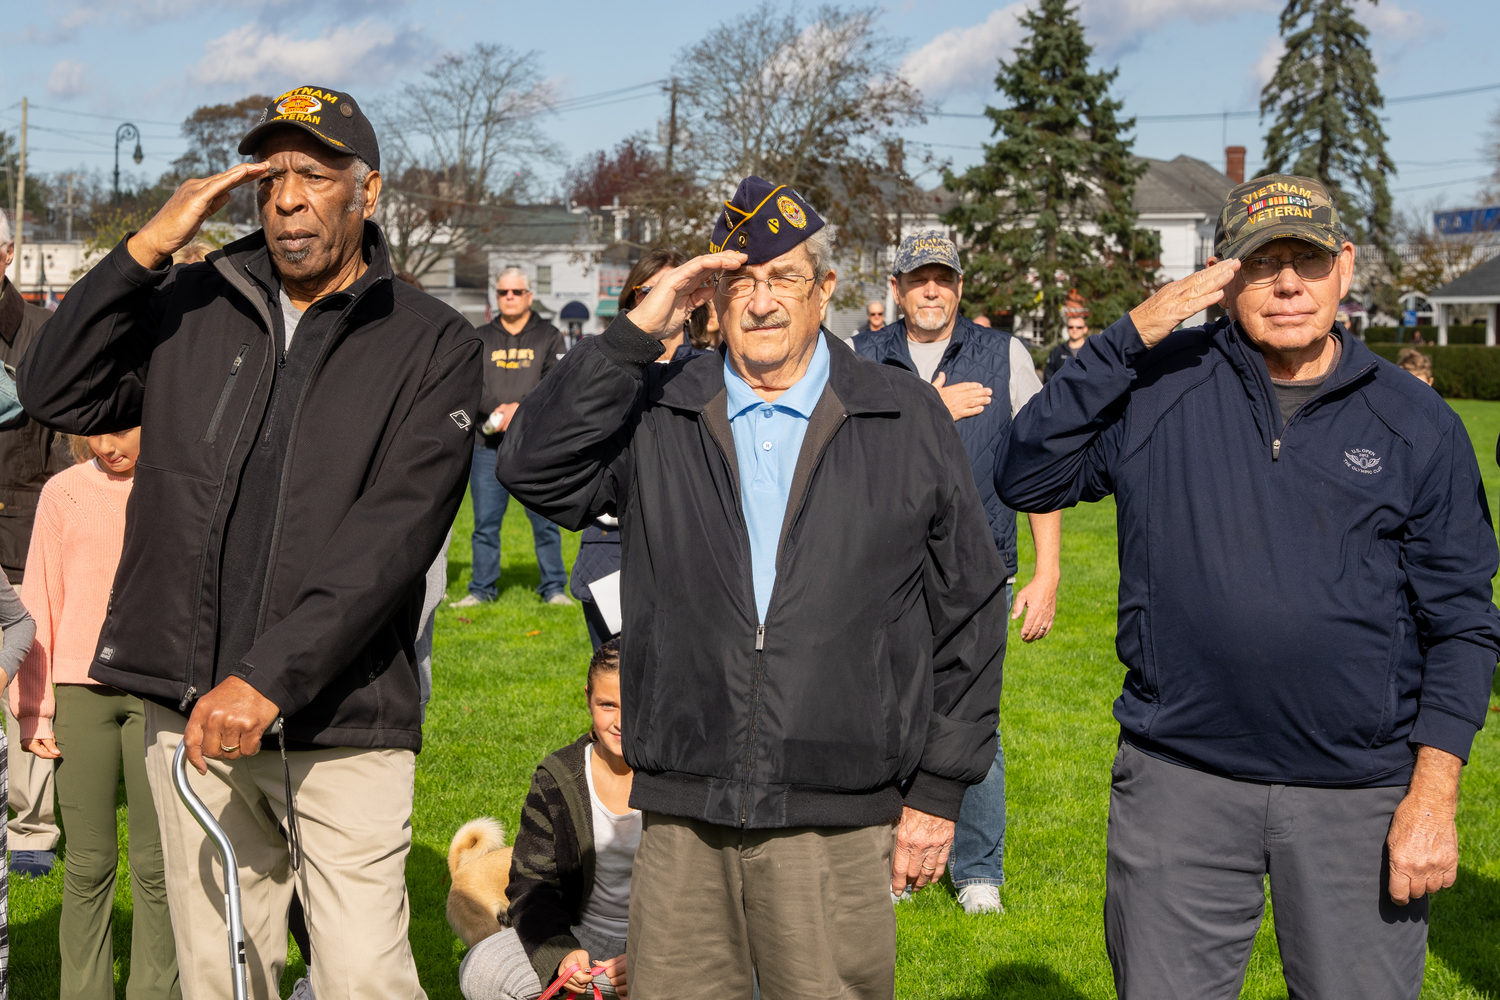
[0,277,22,345]
[654,330,901,416]
[209,220,394,331]
[865,316,973,372]
[1214,317,1378,419]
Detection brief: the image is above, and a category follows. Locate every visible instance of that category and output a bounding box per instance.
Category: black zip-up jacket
[498,317,1008,827]
[1000,315,1500,785]
[476,312,566,446]
[16,226,481,750]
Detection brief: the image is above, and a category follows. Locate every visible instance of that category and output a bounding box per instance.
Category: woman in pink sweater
[13,428,178,998]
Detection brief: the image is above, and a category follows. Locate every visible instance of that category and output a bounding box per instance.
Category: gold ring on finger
[220,744,240,753]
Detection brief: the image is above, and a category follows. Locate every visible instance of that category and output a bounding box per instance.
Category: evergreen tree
[944,0,1159,342]
[1261,0,1396,272]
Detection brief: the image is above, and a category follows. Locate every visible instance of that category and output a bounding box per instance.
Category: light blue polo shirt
[724,335,832,622]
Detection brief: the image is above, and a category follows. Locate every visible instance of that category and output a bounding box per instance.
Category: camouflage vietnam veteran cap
[709,176,824,265]
[238,85,380,171]
[1214,174,1343,260]
[892,230,963,277]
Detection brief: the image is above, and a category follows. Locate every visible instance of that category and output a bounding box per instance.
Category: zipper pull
[1273,439,1281,461]
[755,625,765,651]
[231,346,247,373]
[177,685,197,713]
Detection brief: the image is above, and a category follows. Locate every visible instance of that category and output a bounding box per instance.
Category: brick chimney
[1225,146,1246,184]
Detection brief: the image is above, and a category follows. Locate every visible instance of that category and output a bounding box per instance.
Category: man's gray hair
[347,157,372,213]
[803,222,838,282]
[496,265,530,291]
[0,211,12,247]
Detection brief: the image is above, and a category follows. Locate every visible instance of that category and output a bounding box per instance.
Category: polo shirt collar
[724,333,831,419]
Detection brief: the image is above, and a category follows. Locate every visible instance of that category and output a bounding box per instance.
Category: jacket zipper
[741,624,767,826]
[1266,361,1376,464]
[205,345,250,443]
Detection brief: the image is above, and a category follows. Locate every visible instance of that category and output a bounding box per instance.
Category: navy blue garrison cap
[709,176,825,265]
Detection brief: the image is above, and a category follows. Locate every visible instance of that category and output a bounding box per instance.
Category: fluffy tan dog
[446,817,514,947]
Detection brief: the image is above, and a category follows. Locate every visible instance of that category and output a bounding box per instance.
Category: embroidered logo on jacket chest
[1343,448,1382,474]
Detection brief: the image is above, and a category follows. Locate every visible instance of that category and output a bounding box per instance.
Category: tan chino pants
[5,701,59,851]
[143,702,426,1000]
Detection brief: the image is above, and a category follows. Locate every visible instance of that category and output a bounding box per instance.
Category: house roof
[1429,253,1500,301]
[485,205,597,247]
[1134,155,1235,216]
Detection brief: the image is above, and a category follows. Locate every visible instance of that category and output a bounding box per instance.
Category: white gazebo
[1430,254,1500,346]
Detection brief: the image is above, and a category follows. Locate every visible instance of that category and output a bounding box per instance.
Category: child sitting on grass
[462,639,635,1000]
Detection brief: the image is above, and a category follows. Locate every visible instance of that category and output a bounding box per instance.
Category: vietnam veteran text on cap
[239,86,381,171]
[1213,174,1345,260]
[710,176,824,265]
[892,231,963,277]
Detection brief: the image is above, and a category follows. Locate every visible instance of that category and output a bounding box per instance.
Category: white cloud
[186,19,435,92]
[1251,36,1284,90]
[46,58,89,99]
[899,4,1030,102]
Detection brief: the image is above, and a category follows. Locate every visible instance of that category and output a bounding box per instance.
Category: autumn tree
[1261,0,1397,273]
[944,0,1160,341]
[168,95,273,223]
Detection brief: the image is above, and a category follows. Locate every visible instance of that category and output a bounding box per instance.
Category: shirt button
[762,409,772,418]
[762,441,773,451]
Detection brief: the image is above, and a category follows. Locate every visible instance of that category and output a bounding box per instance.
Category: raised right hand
[626,251,747,340]
[1127,258,1241,349]
[126,162,271,269]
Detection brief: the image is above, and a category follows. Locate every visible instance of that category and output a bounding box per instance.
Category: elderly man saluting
[498,177,1007,998]
[19,86,480,1000]
[1001,175,1500,999]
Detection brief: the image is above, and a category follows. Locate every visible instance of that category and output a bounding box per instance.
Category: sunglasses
[496,288,529,297]
[1239,250,1336,286]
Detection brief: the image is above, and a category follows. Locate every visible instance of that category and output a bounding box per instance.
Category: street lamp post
[114,123,143,205]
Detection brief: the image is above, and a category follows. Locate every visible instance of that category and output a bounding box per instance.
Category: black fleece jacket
[17,224,481,749]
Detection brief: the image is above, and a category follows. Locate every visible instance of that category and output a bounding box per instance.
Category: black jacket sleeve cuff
[902,769,968,821]
[110,232,172,285]
[532,935,584,989]
[595,314,665,377]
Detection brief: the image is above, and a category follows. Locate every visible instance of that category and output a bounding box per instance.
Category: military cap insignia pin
[777,196,807,229]
[767,218,780,234]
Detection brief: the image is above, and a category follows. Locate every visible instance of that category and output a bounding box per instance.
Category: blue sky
[2,0,1496,222]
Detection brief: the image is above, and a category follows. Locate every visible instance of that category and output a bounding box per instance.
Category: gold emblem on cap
[777,195,807,229]
[767,218,780,234]
[340,103,354,118]
[737,233,748,248]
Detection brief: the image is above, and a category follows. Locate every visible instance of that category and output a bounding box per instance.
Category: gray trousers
[459,925,625,1000]
[1105,741,1427,1000]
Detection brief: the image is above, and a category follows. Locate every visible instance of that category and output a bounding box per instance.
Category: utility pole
[664,78,678,177]
[14,98,26,293]
[64,172,75,243]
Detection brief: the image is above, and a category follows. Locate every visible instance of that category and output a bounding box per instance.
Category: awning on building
[560,300,590,320]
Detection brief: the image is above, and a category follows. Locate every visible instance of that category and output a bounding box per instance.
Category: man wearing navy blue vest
[854,231,1061,916]
[1002,175,1500,999]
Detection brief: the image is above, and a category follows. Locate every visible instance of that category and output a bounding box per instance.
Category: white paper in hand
[590,571,622,635]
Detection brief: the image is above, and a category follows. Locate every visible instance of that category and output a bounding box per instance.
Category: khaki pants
[627,813,897,1000]
[5,700,59,851]
[143,702,426,1000]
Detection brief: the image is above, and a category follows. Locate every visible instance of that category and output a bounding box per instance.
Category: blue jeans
[950,583,1011,888]
[468,441,566,601]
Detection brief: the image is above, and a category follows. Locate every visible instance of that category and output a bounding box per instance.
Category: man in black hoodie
[19,86,480,1000]
[453,265,569,608]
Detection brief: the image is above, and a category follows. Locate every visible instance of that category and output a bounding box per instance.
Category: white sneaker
[287,977,315,1000]
[958,884,1004,915]
[545,593,574,606]
[448,594,484,608]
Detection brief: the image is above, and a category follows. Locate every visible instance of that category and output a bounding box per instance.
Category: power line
[1391,174,1492,194]
[24,103,183,128]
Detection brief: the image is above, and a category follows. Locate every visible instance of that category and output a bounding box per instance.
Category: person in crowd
[853,231,1061,916]
[972,315,993,328]
[1000,174,1500,1000]
[13,428,179,998]
[171,239,216,265]
[1397,347,1434,386]
[455,266,570,609]
[18,85,481,1000]
[857,300,886,334]
[1042,312,1091,383]
[0,210,68,880]
[498,176,1006,999]
[569,250,709,649]
[688,298,721,351]
[0,570,38,997]
[460,639,633,1000]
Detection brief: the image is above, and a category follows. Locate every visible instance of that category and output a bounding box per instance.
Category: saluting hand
[127,162,271,270]
[626,251,747,341]
[1127,258,1241,349]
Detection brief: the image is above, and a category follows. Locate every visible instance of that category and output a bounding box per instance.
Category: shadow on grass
[1428,867,1500,997]
[9,898,62,998]
[409,841,466,999]
[952,962,1092,1000]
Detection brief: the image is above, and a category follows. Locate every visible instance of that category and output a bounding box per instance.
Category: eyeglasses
[716,273,816,299]
[1239,250,1336,286]
[868,310,884,317]
[496,288,529,297]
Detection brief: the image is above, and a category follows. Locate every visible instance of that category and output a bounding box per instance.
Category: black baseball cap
[239,86,380,171]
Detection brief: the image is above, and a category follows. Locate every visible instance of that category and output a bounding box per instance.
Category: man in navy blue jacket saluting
[1000,174,1500,1000]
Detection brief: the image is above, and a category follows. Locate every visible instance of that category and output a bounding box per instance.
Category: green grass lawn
[11,402,1500,999]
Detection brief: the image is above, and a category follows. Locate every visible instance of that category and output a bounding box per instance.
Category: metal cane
[173,740,251,1000]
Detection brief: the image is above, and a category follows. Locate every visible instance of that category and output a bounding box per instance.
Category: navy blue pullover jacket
[999,314,1500,786]
[854,316,1019,575]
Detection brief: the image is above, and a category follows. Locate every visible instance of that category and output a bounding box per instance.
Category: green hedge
[1368,345,1500,400]
[1366,325,1488,345]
